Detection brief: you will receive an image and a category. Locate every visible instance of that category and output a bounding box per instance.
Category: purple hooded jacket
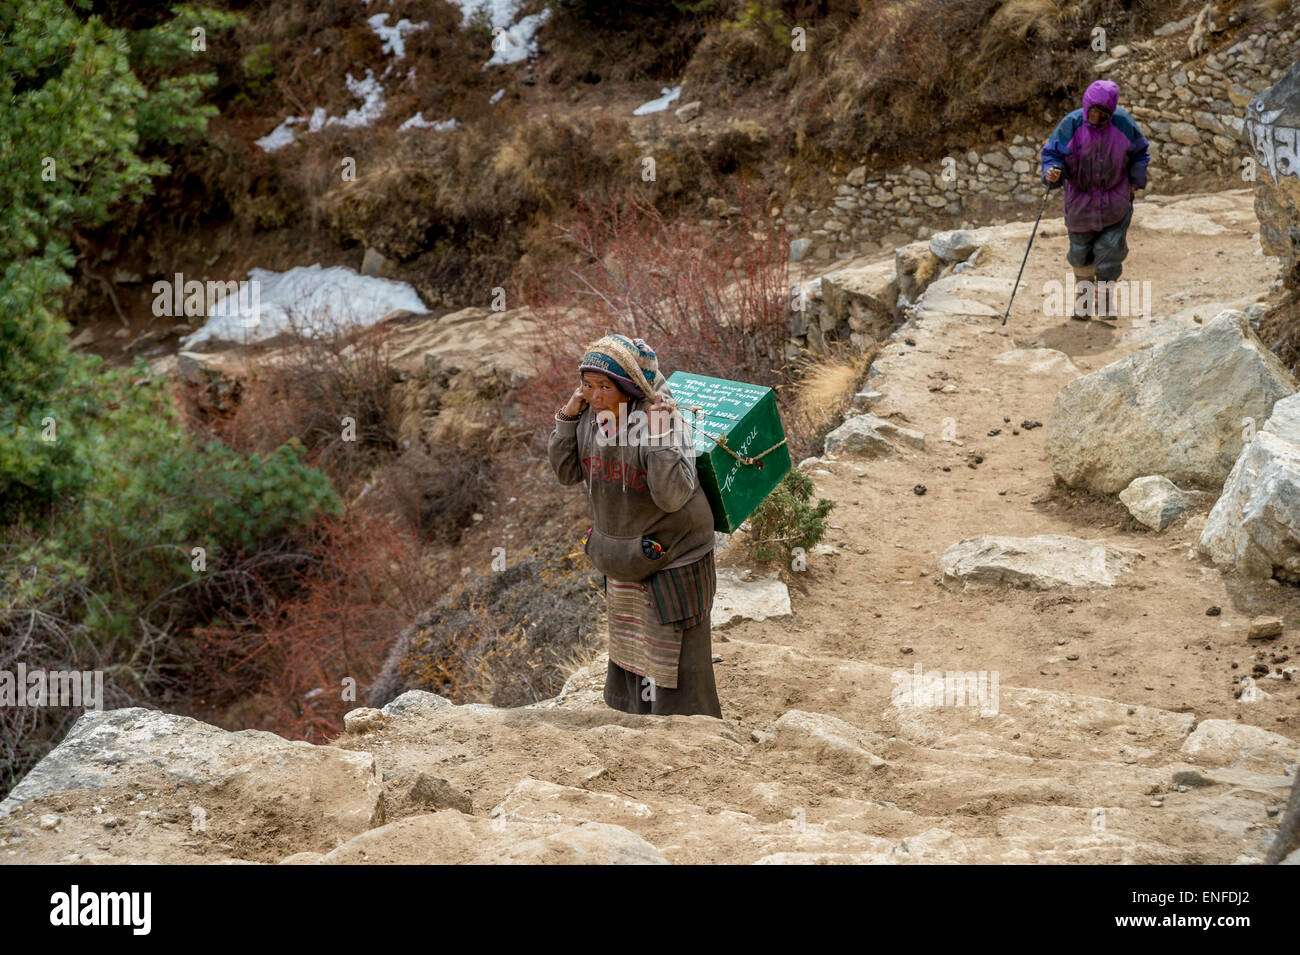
[1041,80,1150,233]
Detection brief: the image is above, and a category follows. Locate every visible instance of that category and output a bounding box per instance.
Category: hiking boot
[1072,282,1095,320]
[1071,267,1094,321]
[1094,281,1118,323]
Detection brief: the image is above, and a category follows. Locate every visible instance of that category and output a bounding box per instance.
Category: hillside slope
[4,189,1297,865]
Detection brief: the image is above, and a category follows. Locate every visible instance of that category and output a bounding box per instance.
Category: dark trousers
[603,615,723,718]
[1067,204,1133,282]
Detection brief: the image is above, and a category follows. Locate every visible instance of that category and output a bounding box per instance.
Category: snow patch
[447,0,548,66]
[368,14,427,60]
[399,113,458,132]
[329,71,387,129]
[254,116,304,152]
[448,0,523,30]
[179,265,429,348]
[633,86,682,116]
[258,70,389,151]
[485,11,549,66]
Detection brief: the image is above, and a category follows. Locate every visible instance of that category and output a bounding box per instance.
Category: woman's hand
[561,386,587,417]
[1045,166,1062,184]
[646,393,678,437]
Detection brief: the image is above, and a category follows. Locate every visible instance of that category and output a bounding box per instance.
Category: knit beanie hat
[578,334,659,401]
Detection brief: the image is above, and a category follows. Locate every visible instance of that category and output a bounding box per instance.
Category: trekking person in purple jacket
[1041,79,1150,321]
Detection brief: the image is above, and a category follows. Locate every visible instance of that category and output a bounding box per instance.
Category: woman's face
[581,372,626,416]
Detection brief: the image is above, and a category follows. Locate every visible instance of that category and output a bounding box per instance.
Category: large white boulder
[1044,311,1295,493]
[0,708,384,862]
[1180,719,1300,775]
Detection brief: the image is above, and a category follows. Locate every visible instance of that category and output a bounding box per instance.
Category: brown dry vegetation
[367,546,606,709]
[71,0,1224,333]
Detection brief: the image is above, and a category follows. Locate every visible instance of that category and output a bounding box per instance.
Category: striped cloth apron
[605,577,684,689]
[604,553,716,690]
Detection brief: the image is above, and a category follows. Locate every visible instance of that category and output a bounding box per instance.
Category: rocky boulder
[1119,475,1195,530]
[823,414,925,458]
[1044,311,1295,494]
[0,708,384,863]
[1199,393,1300,579]
[928,229,981,263]
[820,259,898,344]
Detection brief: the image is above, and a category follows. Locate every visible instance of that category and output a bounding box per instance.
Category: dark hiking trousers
[603,615,723,718]
[1066,203,1133,282]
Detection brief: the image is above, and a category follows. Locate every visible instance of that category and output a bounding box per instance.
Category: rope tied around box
[675,403,787,469]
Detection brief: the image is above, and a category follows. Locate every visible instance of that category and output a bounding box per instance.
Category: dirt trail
[301,187,1297,865]
[780,189,1294,734]
[6,189,1298,865]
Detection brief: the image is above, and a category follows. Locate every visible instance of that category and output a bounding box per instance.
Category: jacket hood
[1082,80,1119,116]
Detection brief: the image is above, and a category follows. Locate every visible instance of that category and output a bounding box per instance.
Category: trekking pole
[1001,183,1053,327]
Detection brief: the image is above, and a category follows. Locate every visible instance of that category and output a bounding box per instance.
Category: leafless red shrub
[519,182,792,432]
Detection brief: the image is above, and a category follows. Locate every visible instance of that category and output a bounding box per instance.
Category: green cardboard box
[667,371,792,534]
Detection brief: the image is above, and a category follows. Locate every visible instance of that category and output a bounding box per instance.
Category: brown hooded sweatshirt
[548,378,715,581]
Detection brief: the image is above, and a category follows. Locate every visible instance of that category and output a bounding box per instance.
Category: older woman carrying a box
[548,334,723,718]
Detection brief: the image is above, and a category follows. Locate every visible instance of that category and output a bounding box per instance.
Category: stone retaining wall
[783,19,1299,264]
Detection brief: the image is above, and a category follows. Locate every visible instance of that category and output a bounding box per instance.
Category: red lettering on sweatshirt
[582,455,647,491]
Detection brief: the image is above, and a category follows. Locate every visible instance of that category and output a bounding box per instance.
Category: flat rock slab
[0,707,383,863]
[911,285,1001,321]
[938,534,1136,590]
[919,273,1015,306]
[992,348,1081,376]
[314,810,668,865]
[713,567,793,628]
[764,709,889,772]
